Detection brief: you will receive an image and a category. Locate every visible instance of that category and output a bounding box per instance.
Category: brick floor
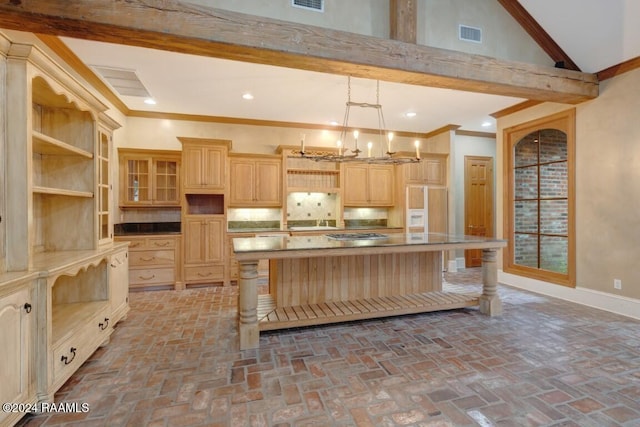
[17,268,640,426]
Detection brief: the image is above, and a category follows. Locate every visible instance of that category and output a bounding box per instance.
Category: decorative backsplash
[286,192,337,222]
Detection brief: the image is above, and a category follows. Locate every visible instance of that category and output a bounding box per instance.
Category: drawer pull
[130,242,142,248]
[153,241,171,247]
[197,272,213,277]
[138,274,155,280]
[99,318,110,330]
[140,256,156,262]
[24,303,32,314]
[61,347,77,365]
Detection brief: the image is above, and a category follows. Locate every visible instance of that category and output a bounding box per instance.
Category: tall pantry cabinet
[0,35,129,426]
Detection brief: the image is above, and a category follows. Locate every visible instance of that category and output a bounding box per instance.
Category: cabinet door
[203,147,226,189]
[255,160,281,205]
[97,129,112,243]
[229,159,256,205]
[182,146,205,189]
[153,159,180,205]
[122,157,152,205]
[424,157,445,185]
[368,165,394,206]
[0,285,33,424]
[343,164,369,205]
[109,249,129,324]
[205,218,225,263]
[184,218,206,264]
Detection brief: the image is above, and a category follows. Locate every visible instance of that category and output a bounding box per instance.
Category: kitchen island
[233,233,506,350]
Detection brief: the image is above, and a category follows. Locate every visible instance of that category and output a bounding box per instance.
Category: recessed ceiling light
[242,93,254,100]
[481,121,492,127]
[144,98,156,105]
[329,120,339,126]
[405,112,417,118]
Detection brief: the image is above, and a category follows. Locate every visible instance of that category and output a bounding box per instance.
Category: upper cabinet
[343,164,394,206]
[118,149,181,207]
[5,43,111,270]
[179,137,230,192]
[279,146,341,193]
[97,114,121,245]
[229,154,282,207]
[403,154,447,186]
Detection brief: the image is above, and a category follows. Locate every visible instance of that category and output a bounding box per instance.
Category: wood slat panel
[260,291,479,331]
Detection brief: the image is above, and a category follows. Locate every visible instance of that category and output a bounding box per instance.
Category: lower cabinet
[109,247,130,324]
[183,216,226,285]
[115,235,182,291]
[0,276,36,427]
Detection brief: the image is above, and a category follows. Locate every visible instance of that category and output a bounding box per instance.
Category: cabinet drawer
[129,250,175,266]
[116,236,178,250]
[146,238,177,249]
[53,309,111,385]
[185,265,224,282]
[129,268,175,286]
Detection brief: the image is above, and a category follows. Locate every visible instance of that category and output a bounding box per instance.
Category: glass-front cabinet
[118,149,181,207]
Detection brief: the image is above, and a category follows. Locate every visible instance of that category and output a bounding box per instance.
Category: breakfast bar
[233,233,507,350]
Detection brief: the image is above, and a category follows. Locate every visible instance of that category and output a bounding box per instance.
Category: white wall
[451,133,496,235]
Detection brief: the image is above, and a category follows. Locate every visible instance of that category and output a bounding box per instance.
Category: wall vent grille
[92,66,151,97]
[459,25,482,43]
[292,0,324,12]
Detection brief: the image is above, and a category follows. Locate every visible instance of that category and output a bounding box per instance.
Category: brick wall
[513,128,568,274]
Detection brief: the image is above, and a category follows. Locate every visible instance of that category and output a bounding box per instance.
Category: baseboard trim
[499,271,640,320]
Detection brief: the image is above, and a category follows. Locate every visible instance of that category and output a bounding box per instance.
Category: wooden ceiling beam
[0,0,597,103]
[390,0,417,44]
[497,0,581,71]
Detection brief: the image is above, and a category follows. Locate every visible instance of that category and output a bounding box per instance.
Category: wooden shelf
[32,131,93,158]
[33,186,94,198]
[257,291,479,331]
[287,169,340,175]
[287,187,341,193]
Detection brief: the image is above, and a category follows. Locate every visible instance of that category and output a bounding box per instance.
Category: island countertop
[232,232,506,260]
[235,232,507,349]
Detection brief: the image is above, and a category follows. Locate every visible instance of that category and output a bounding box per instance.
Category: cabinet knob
[24,302,32,313]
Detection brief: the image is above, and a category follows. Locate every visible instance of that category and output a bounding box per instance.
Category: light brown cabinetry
[2,38,128,415]
[183,217,225,284]
[115,235,182,291]
[179,138,230,192]
[97,116,120,245]
[343,164,394,206]
[0,275,36,427]
[118,149,181,207]
[229,154,282,206]
[109,247,130,323]
[280,150,341,193]
[403,154,447,185]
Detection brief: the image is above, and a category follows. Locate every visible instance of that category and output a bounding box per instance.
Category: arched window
[504,110,575,287]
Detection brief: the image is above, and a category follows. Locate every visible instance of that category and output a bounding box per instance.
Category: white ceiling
[60,0,640,135]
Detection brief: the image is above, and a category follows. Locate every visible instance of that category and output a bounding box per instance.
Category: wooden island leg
[479,248,502,316]
[238,260,260,350]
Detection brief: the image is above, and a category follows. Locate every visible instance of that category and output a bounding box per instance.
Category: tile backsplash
[286,192,337,221]
[119,208,181,224]
[227,208,282,222]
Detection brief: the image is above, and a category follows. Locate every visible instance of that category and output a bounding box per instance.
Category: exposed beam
[497,0,580,71]
[597,56,640,81]
[390,0,417,44]
[0,0,597,103]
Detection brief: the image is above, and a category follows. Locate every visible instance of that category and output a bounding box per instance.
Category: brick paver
[17,269,640,426]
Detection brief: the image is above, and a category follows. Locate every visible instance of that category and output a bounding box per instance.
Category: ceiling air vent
[92,66,152,98]
[292,0,324,12]
[459,25,482,43]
